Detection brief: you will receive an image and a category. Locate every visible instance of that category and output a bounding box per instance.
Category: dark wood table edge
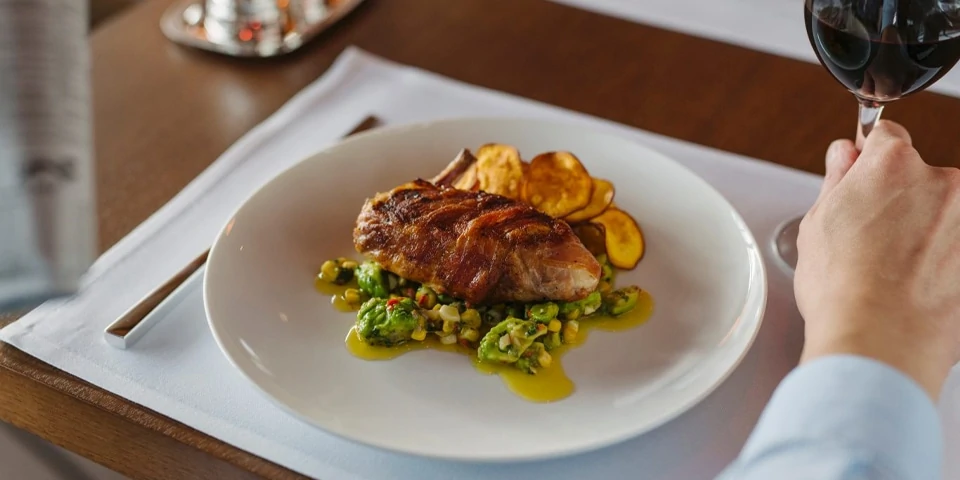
[0,341,306,479]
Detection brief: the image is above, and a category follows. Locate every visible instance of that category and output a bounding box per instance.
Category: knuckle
[872,139,917,170]
[886,138,916,159]
[873,120,912,143]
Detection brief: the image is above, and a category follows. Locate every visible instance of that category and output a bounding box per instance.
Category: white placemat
[548,0,960,99]
[2,47,958,480]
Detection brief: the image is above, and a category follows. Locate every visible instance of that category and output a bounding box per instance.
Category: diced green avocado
[515,342,550,374]
[356,261,390,298]
[558,300,582,320]
[527,302,559,323]
[600,262,615,285]
[580,291,603,316]
[595,253,616,292]
[558,290,603,319]
[596,253,615,279]
[355,297,421,346]
[477,317,548,364]
[604,286,641,316]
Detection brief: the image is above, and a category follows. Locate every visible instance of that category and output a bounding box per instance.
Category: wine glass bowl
[805,0,960,105]
[775,0,960,273]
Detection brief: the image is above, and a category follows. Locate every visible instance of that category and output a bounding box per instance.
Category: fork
[104,115,384,349]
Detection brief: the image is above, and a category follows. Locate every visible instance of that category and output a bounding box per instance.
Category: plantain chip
[565,178,615,222]
[475,144,525,199]
[591,207,645,269]
[570,222,607,256]
[522,151,593,218]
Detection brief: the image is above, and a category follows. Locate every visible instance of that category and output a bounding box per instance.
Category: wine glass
[775,0,960,272]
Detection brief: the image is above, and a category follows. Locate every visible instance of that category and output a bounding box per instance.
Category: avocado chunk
[527,302,559,322]
[604,286,640,316]
[356,261,390,298]
[558,290,603,320]
[516,342,552,374]
[478,317,548,364]
[355,297,422,346]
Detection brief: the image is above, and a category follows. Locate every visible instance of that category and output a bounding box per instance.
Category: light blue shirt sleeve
[717,354,943,480]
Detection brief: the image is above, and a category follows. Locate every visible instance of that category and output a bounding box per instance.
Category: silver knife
[104,115,383,349]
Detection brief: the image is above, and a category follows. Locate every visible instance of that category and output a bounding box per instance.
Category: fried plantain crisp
[522,151,593,218]
[565,178,615,222]
[475,144,526,199]
[590,207,645,269]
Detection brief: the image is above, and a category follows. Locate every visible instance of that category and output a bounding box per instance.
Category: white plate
[203,117,766,462]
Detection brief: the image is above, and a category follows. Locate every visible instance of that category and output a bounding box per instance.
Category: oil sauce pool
[333,286,655,403]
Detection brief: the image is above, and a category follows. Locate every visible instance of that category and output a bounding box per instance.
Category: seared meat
[353,176,601,305]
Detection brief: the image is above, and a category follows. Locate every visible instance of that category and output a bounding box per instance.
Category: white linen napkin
[2,47,957,480]
[548,0,960,99]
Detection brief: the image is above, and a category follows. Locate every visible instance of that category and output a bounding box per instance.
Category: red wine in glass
[805,1,960,104]
[775,1,960,272]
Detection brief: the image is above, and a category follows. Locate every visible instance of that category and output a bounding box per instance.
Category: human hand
[795,120,960,400]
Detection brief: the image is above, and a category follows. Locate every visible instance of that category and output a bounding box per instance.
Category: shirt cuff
[741,354,943,479]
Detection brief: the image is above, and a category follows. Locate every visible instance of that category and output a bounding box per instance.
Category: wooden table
[3,0,960,478]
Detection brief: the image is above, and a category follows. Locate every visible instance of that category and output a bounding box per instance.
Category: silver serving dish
[160,0,366,58]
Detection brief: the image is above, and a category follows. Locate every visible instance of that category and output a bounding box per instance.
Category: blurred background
[0,423,126,479]
[90,0,136,27]
[1,4,135,479]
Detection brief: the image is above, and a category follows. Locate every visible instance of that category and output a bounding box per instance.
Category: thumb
[817,139,858,203]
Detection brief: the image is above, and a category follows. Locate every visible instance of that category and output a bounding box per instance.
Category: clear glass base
[772,216,802,274]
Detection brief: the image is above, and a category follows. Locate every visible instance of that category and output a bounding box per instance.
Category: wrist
[802,320,954,401]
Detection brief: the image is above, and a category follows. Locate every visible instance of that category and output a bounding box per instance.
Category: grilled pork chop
[353,151,601,305]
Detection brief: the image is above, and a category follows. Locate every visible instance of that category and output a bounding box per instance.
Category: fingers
[814,120,914,212]
[858,119,925,176]
[871,120,912,145]
[857,119,911,151]
[816,139,859,203]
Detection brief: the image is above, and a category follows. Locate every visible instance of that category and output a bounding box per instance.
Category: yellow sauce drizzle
[314,277,358,313]
[336,288,655,403]
[472,354,575,402]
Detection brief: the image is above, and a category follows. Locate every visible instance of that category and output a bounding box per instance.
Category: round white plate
[203,117,766,462]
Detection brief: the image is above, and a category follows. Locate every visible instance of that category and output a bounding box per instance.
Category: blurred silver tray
[160,0,367,58]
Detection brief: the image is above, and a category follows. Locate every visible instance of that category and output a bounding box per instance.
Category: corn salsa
[316,253,653,402]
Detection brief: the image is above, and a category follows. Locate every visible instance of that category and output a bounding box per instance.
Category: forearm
[717,355,943,480]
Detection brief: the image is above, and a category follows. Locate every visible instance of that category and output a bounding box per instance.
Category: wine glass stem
[857,99,885,147]
[774,98,886,274]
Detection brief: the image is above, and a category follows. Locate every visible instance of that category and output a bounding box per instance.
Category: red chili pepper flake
[386,298,400,310]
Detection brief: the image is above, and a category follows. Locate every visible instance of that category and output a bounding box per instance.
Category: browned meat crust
[354,179,600,305]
